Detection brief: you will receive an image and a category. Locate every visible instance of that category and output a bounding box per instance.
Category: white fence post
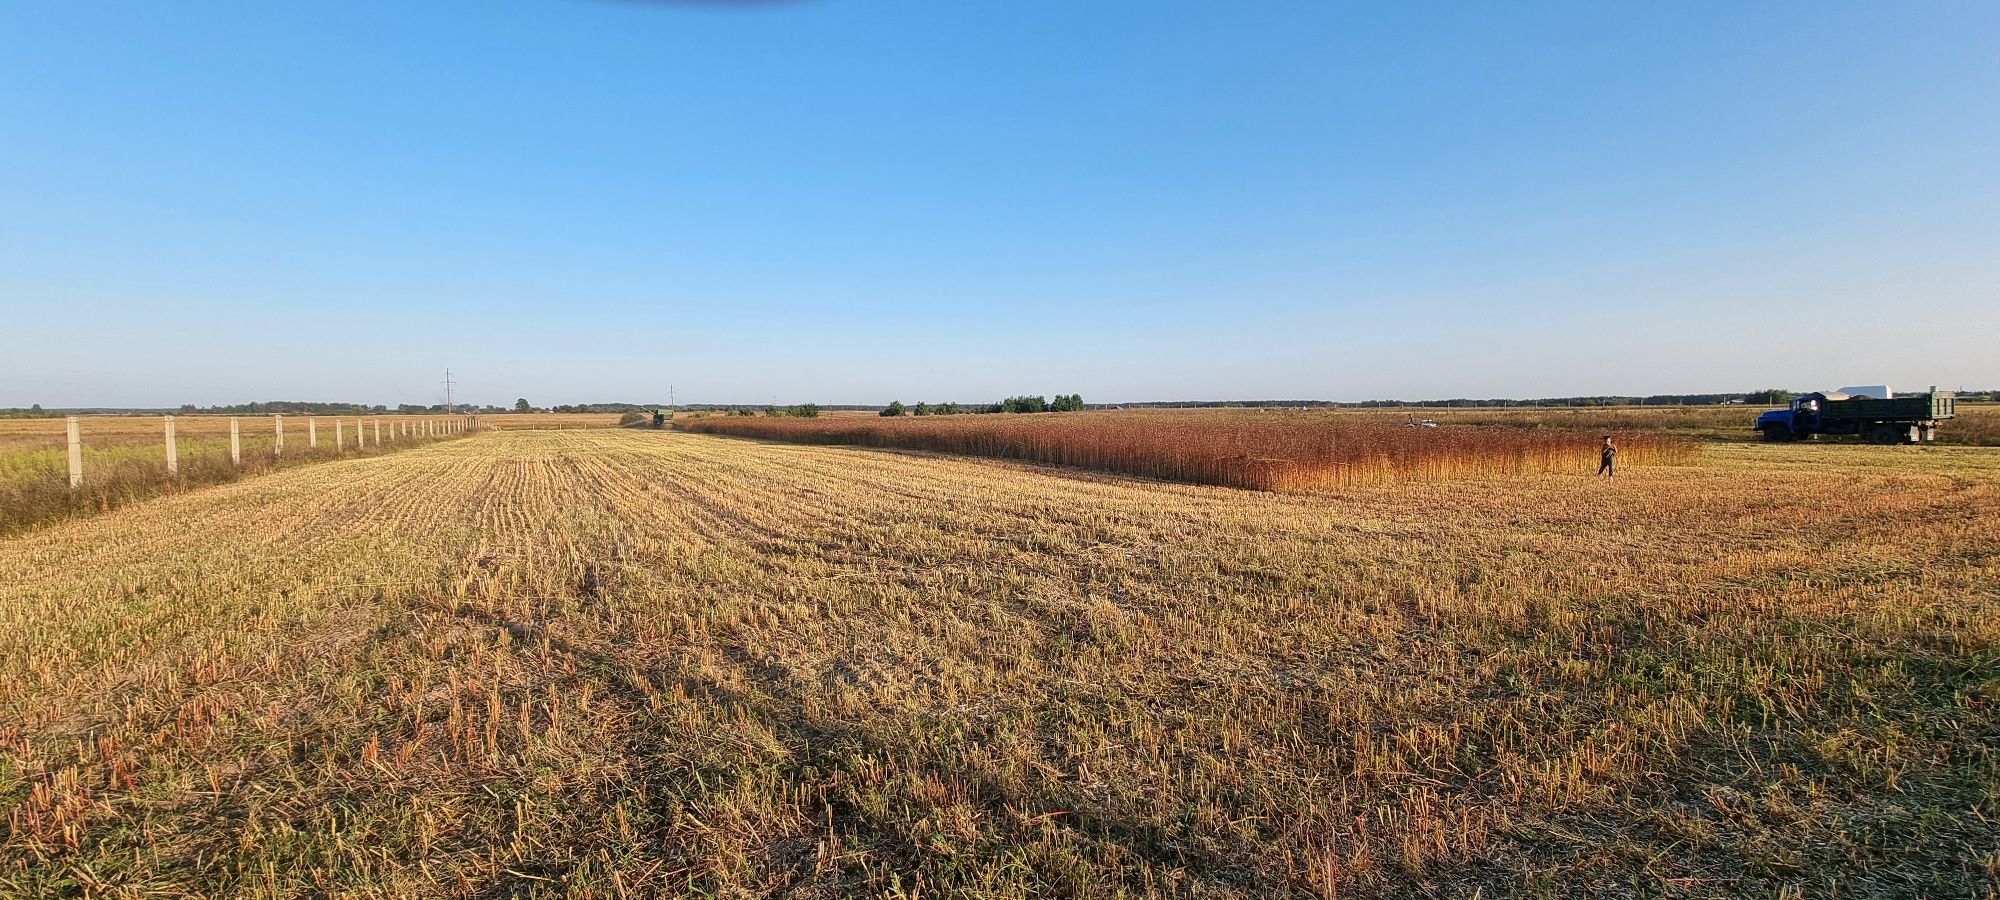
[230,417,241,465]
[165,415,178,475]
[356,417,365,449]
[336,418,344,451]
[66,417,82,488]
[374,418,381,444]
[274,414,284,457]
[309,416,318,448]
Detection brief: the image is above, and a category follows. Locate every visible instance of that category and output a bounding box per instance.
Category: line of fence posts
[58,413,476,488]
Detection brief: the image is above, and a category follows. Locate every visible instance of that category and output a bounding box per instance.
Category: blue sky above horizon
[3,1,1996,407]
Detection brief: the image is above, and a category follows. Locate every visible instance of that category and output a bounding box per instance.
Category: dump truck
[1755,386,1956,444]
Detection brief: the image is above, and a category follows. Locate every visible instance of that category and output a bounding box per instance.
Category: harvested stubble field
[475,413,627,430]
[0,415,471,535]
[2,428,1996,898]
[680,412,1697,491]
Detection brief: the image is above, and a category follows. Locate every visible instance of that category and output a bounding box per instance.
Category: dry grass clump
[681,412,1697,490]
[1,430,1993,897]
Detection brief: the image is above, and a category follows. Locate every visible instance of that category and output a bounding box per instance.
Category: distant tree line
[880,394,1085,416]
[881,401,970,417]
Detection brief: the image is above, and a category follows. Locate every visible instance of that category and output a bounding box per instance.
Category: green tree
[515,398,531,412]
[912,402,931,416]
[790,403,820,418]
[881,401,906,417]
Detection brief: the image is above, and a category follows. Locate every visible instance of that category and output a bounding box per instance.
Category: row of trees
[881,401,968,417]
[691,406,819,418]
[880,394,1085,417]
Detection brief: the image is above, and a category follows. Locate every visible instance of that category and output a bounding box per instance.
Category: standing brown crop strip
[677,412,1697,490]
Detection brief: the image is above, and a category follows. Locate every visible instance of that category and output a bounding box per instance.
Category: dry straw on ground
[2,429,1995,897]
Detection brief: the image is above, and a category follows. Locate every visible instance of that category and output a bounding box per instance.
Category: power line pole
[669,384,675,407]
[443,368,457,414]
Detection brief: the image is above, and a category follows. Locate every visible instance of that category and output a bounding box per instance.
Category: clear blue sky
[3,1,1995,407]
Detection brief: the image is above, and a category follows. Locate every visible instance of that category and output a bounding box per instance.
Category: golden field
[473,413,627,430]
[2,428,1995,897]
[0,415,474,533]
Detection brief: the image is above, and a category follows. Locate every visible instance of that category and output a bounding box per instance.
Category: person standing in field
[1598,435,1616,479]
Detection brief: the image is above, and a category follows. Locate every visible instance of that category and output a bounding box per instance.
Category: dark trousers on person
[1598,458,1615,478]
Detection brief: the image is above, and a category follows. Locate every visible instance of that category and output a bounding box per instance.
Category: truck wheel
[1869,426,1899,445]
[1761,426,1790,443]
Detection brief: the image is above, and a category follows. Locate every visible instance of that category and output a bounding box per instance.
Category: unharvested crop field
[681,411,1697,490]
[1299,403,2000,444]
[3,427,1995,897]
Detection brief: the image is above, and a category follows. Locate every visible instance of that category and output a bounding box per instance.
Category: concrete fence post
[336,418,344,451]
[66,416,82,488]
[374,418,381,444]
[274,414,284,457]
[165,415,178,475]
[309,417,318,449]
[230,417,241,465]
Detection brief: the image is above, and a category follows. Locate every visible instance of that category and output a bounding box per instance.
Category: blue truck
[1755,388,1956,444]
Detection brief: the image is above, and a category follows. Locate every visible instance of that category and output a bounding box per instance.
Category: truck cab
[1755,395,1820,441]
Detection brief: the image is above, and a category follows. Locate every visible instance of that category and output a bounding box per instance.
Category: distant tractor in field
[1755,386,1956,444]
